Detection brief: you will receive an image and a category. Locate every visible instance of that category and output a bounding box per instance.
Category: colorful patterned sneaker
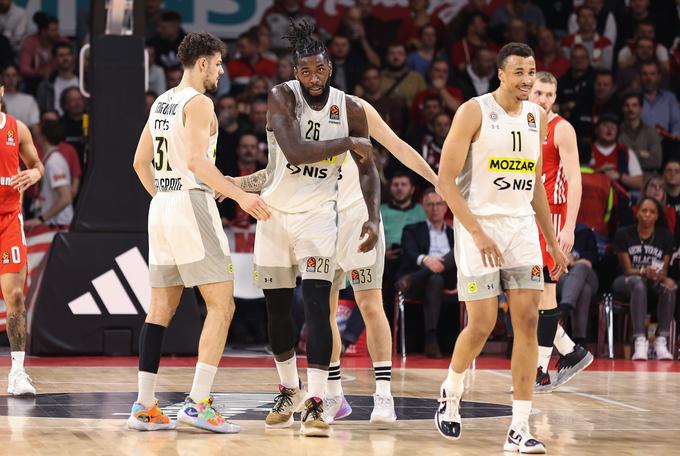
[265,383,305,429]
[300,397,330,437]
[177,396,240,433]
[126,399,177,431]
[323,394,352,424]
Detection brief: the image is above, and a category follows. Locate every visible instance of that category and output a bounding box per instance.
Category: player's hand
[11,169,41,192]
[236,192,271,221]
[358,220,379,253]
[349,136,372,162]
[547,242,569,280]
[556,227,574,255]
[423,256,445,273]
[471,230,503,268]
[214,191,227,203]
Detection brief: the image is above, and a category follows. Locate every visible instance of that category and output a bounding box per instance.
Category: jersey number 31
[154,137,172,171]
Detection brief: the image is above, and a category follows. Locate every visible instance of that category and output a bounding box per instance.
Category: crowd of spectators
[5,0,680,357]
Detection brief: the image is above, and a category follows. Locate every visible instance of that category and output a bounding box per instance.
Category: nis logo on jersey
[488,157,536,191]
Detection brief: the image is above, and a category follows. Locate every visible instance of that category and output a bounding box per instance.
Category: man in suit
[396,188,456,358]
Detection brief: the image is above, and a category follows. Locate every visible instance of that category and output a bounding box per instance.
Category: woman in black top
[613,197,676,360]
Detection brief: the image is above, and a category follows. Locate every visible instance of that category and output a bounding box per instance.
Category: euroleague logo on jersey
[306,257,317,272]
[1,251,8,264]
[527,112,536,129]
[329,104,340,124]
[531,265,541,282]
[6,129,15,146]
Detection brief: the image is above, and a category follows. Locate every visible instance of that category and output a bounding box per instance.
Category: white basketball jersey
[147,87,217,192]
[457,93,542,217]
[261,80,348,213]
[337,152,363,211]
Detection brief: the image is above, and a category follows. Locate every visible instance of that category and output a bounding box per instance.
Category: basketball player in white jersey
[529,72,593,394]
[435,43,568,453]
[230,99,438,425]
[254,21,379,437]
[128,32,270,433]
[324,98,438,424]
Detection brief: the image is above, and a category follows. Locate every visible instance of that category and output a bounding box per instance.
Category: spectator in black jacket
[556,224,599,346]
[455,46,498,101]
[396,189,456,358]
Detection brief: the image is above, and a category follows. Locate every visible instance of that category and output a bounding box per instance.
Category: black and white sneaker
[434,383,462,440]
[504,423,546,454]
[552,345,593,390]
[534,367,553,394]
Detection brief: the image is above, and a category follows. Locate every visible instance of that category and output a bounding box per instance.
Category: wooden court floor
[0,356,677,455]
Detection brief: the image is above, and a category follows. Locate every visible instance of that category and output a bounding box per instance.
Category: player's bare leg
[1,266,35,396]
[504,289,546,453]
[327,289,395,424]
[436,297,497,440]
[176,280,240,433]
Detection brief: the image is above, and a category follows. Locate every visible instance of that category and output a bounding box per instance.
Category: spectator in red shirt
[561,6,613,70]
[411,58,463,122]
[19,12,66,95]
[220,133,264,228]
[397,0,446,51]
[33,111,81,199]
[449,12,498,73]
[227,29,276,96]
[535,27,570,78]
[273,54,294,85]
[590,113,644,191]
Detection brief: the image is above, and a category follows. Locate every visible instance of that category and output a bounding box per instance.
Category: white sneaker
[504,422,546,454]
[322,394,351,424]
[632,337,649,360]
[370,394,396,424]
[654,337,674,360]
[434,383,462,440]
[8,370,36,396]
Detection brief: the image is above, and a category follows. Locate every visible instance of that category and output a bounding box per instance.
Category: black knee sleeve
[264,288,296,355]
[302,279,332,367]
[537,308,561,348]
[139,323,166,373]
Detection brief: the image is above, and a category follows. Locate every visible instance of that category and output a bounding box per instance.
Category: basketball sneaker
[126,399,177,431]
[300,397,330,437]
[370,394,396,424]
[533,367,553,394]
[552,344,594,389]
[7,369,36,396]
[632,337,649,360]
[323,394,352,424]
[504,423,546,454]
[177,396,240,433]
[434,383,462,440]
[265,383,305,429]
[654,337,674,360]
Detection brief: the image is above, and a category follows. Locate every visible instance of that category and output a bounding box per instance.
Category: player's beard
[300,78,331,106]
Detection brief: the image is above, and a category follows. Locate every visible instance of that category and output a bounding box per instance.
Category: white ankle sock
[189,362,217,402]
[374,361,392,396]
[10,351,24,373]
[275,355,300,389]
[512,400,532,428]
[307,368,328,399]
[137,371,157,408]
[538,346,553,372]
[553,325,575,355]
[444,367,465,396]
[327,361,343,396]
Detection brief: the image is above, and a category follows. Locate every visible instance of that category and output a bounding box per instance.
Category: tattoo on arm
[235,169,267,192]
[7,309,26,351]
